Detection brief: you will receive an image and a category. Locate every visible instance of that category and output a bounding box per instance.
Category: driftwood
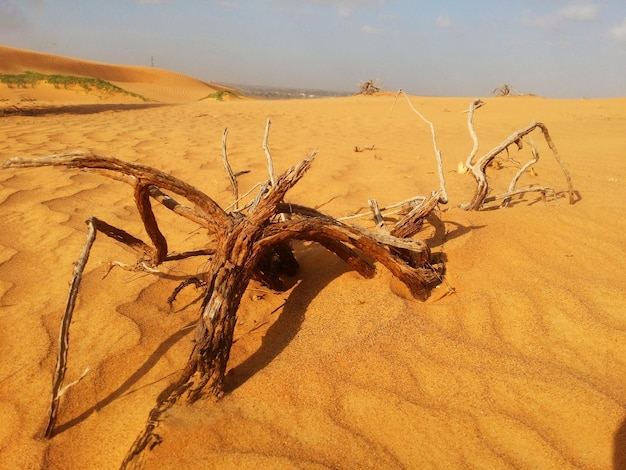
[462,99,575,210]
[1,98,576,467]
[3,136,442,467]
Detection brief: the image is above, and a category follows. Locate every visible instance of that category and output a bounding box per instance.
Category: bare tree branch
[462,100,575,210]
[3,152,231,232]
[368,199,389,233]
[134,182,168,265]
[221,128,239,211]
[45,217,97,438]
[501,138,540,207]
[399,90,448,204]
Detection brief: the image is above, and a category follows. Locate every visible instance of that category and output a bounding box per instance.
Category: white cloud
[360,24,383,34]
[608,17,626,41]
[336,5,353,17]
[436,15,452,29]
[435,14,462,32]
[523,2,599,29]
[288,0,388,18]
[558,3,598,21]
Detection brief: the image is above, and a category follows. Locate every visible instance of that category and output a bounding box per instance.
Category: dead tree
[493,83,511,96]
[1,98,576,467]
[3,137,442,467]
[358,79,381,95]
[462,99,575,210]
[492,83,521,96]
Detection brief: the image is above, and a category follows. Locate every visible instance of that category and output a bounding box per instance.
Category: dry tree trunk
[122,155,441,466]
[3,148,441,469]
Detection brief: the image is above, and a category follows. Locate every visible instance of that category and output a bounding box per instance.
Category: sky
[1,0,625,98]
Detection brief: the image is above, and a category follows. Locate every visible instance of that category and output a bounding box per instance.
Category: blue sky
[1,0,625,97]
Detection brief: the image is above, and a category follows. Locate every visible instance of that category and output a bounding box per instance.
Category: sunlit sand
[1,45,625,469]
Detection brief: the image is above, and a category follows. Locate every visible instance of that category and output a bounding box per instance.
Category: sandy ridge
[0,45,234,103]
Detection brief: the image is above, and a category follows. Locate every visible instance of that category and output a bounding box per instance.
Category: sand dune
[0,47,625,470]
[0,45,234,103]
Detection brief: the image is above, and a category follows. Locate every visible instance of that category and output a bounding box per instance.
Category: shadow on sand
[2,102,167,117]
[54,218,462,434]
[52,320,196,436]
[223,245,350,393]
[615,415,626,470]
[53,244,354,435]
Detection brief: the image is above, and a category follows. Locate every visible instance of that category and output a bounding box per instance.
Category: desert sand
[1,46,625,469]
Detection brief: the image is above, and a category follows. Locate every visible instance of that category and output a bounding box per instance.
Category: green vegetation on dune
[199,89,240,101]
[0,71,146,100]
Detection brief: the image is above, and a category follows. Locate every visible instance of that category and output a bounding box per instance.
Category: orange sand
[1,47,625,470]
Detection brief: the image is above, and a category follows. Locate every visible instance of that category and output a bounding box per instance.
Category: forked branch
[3,152,232,233]
[462,99,574,210]
[3,137,441,466]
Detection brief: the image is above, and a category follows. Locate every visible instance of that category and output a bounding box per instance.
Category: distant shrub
[199,90,240,101]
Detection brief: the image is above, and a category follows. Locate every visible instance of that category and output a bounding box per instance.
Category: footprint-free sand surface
[1,47,625,469]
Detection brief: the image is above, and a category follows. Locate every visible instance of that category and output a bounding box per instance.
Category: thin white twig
[224,181,264,212]
[464,99,484,171]
[57,367,91,398]
[262,117,287,221]
[502,138,539,207]
[339,195,426,221]
[399,91,448,203]
[262,118,276,187]
[221,128,239,211]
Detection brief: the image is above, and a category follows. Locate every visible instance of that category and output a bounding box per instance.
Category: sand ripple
[0,85,625,469]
